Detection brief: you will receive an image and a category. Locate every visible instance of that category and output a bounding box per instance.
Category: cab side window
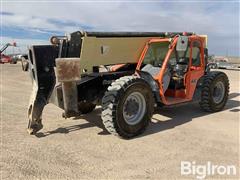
[191,41,201,67]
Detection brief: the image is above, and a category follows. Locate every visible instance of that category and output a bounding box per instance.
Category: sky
[0,0,239,56]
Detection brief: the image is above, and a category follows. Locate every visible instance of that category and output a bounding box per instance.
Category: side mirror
[176,36,188,51]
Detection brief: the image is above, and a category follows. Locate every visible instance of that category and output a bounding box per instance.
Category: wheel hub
[124,99,139,116]
[213,81,225,104]
[123,92,146,125]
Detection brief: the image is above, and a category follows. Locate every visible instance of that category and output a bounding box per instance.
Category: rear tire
[101,76,154,138]
[78,102,96,114]
[200,71,229,112]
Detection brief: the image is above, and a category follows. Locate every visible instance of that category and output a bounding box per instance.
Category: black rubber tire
[101,76,154,139]
[78,102,96,114]
[200,71,229,112]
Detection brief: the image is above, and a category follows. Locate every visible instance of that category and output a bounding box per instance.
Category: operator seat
[169,57,189,89]
[141,64,171,92]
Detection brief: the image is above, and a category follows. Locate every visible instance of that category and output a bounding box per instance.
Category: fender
[136,70,162,104]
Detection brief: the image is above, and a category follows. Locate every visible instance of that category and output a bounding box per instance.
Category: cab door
[185,39,205,99]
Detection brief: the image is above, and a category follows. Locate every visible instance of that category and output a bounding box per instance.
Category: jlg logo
[191,79,197,84]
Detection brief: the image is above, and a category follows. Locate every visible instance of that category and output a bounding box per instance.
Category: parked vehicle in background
[10,54,19,64]
[0,54,12,63]
[215,59,233,69]
[208,56,233,69]
[0,42,17,64]
[207,62,218,69]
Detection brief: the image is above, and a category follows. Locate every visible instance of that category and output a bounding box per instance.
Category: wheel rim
[123,92,146,125]
[213,81,225,104]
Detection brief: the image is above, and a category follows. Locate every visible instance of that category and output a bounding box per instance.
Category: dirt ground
[0,64,239,179]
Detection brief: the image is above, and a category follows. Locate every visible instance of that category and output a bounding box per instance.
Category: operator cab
[140,35,205,105]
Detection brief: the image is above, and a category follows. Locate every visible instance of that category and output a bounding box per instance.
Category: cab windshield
[142,41,170,67]
[142,41,195,67]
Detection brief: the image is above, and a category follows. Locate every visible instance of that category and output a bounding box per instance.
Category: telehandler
[27,31,229,138]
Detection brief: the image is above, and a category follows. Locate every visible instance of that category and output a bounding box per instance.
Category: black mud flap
[27,45,58,134]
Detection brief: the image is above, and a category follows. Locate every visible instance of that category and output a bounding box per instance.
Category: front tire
[200,71,229,112]
[101,76,154,138]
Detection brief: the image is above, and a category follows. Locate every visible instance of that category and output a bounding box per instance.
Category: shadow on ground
[35,93,240,138]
